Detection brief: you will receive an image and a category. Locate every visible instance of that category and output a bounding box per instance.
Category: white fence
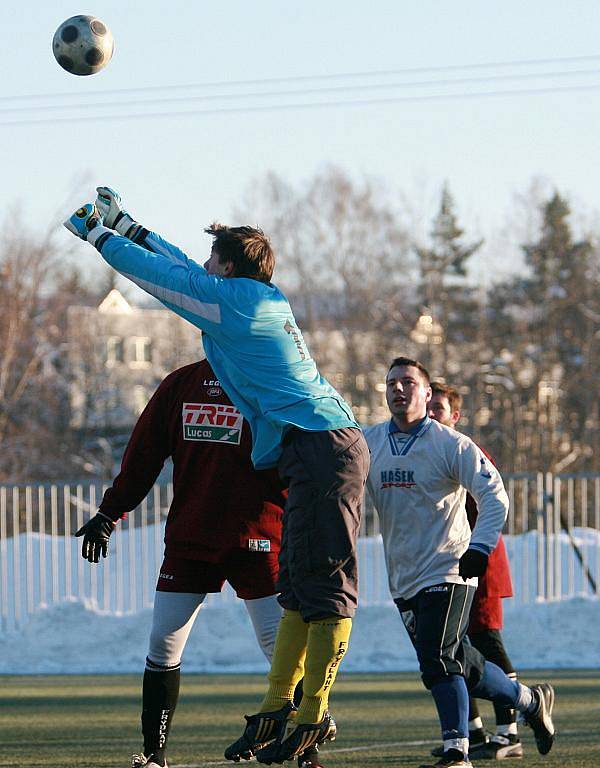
[1,473,599,634]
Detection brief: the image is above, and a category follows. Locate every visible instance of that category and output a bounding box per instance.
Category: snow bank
[1,596,598,674]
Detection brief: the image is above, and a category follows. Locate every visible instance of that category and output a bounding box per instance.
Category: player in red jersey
[75,359,288,768]
[429,382,523,760]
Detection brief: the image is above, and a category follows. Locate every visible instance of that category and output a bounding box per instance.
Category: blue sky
[2,1,600,285]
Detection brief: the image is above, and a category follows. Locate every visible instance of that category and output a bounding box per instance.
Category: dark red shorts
[468,591,503,633]
[156,550,279,600]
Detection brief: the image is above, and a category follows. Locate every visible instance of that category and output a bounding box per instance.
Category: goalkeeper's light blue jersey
[93,228,358,468]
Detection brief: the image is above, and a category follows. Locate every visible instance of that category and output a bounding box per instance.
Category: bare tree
[0,214,99,481]
[235,166,415,421]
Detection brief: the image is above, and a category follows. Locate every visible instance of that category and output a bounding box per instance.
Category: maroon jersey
[99,360,285,561]
[466,445,513,600]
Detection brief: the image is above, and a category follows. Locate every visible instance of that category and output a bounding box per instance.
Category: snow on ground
[1,528,599,673]
[1,595,598,675]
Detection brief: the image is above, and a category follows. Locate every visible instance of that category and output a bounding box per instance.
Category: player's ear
[223,260,235,277]
[451,409,461,426]
[424,385,432,402]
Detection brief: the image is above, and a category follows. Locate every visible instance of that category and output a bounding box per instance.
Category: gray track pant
[276,427,370,621]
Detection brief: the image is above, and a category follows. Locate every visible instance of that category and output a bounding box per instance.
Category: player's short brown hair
[387,356,431,384]
[430,381,463,412]
[205,223,275,283]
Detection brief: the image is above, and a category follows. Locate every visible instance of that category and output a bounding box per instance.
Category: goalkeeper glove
[75,512,116,563]
[96,186,142,238]
[458,548,489,580]
[63,203,102,240]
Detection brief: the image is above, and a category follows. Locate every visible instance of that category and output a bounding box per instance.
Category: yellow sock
[296,616,352,724]
[259,609,308,712]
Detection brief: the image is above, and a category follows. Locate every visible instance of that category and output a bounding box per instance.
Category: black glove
[458,548,489,580]
[75,512,116,563]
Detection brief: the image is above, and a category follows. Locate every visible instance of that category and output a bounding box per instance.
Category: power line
[2,80,599,128]
[2,65,600,116]
[3,52,600,104]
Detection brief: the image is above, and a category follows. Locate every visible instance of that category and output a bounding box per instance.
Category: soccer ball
[52,15,114,76]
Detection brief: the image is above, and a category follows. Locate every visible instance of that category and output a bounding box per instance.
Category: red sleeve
[479,534,514,598]
[98,378,172,521]
[469,444,513,597]
[478,445,495,464]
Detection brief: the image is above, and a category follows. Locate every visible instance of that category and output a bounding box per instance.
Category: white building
[67,290,203,429]
[66,289,390,432]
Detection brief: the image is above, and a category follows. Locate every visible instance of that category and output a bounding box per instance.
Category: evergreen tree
[527,194,598,469]
[413,183,482,377]
[485,192,599,470]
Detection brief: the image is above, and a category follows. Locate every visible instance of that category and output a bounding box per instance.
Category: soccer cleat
[521,683,555,755]
[297,714,336,767]
[469,727,492,746]
[63,202,101,239]
[418,748,471,767]
[469,733,523,759]
[431,728,490,757]
[298,744,324,768]
[296,712,337,768]
[224,702,296,761]
[255,711,336,765]
[96,186,140,237]
[131,754,168,768]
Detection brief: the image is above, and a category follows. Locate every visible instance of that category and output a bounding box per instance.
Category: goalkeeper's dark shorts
[276,427,370,622]
[395,582,486,690]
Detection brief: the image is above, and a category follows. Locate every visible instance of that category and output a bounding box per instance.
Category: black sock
[469,630,517,728]
[142,660,181,763]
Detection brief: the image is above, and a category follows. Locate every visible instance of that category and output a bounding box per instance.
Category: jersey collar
[388,414,431,437]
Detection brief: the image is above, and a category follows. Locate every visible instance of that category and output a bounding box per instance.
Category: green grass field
[1,670,598,767]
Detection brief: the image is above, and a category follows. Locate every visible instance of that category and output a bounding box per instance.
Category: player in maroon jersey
[428,382,523,760]
[75,359,290,768]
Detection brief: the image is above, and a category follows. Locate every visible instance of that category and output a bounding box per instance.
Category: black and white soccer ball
[52,15,114,76]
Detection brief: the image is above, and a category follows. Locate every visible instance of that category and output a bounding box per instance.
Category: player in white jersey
[364,357,556,768]
[428,382,522,761]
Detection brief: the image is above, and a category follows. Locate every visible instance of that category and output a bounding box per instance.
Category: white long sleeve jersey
[364,417,509,601]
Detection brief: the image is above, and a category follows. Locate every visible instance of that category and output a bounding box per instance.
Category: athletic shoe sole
[470,740,523,759]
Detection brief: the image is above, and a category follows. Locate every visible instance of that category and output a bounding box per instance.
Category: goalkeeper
[64,191,370,765]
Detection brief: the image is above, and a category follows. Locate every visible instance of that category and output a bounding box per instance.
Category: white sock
[469,717,484,731]
[495,722,518,736]
[444,737,469,756]
[515,683,535,712]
